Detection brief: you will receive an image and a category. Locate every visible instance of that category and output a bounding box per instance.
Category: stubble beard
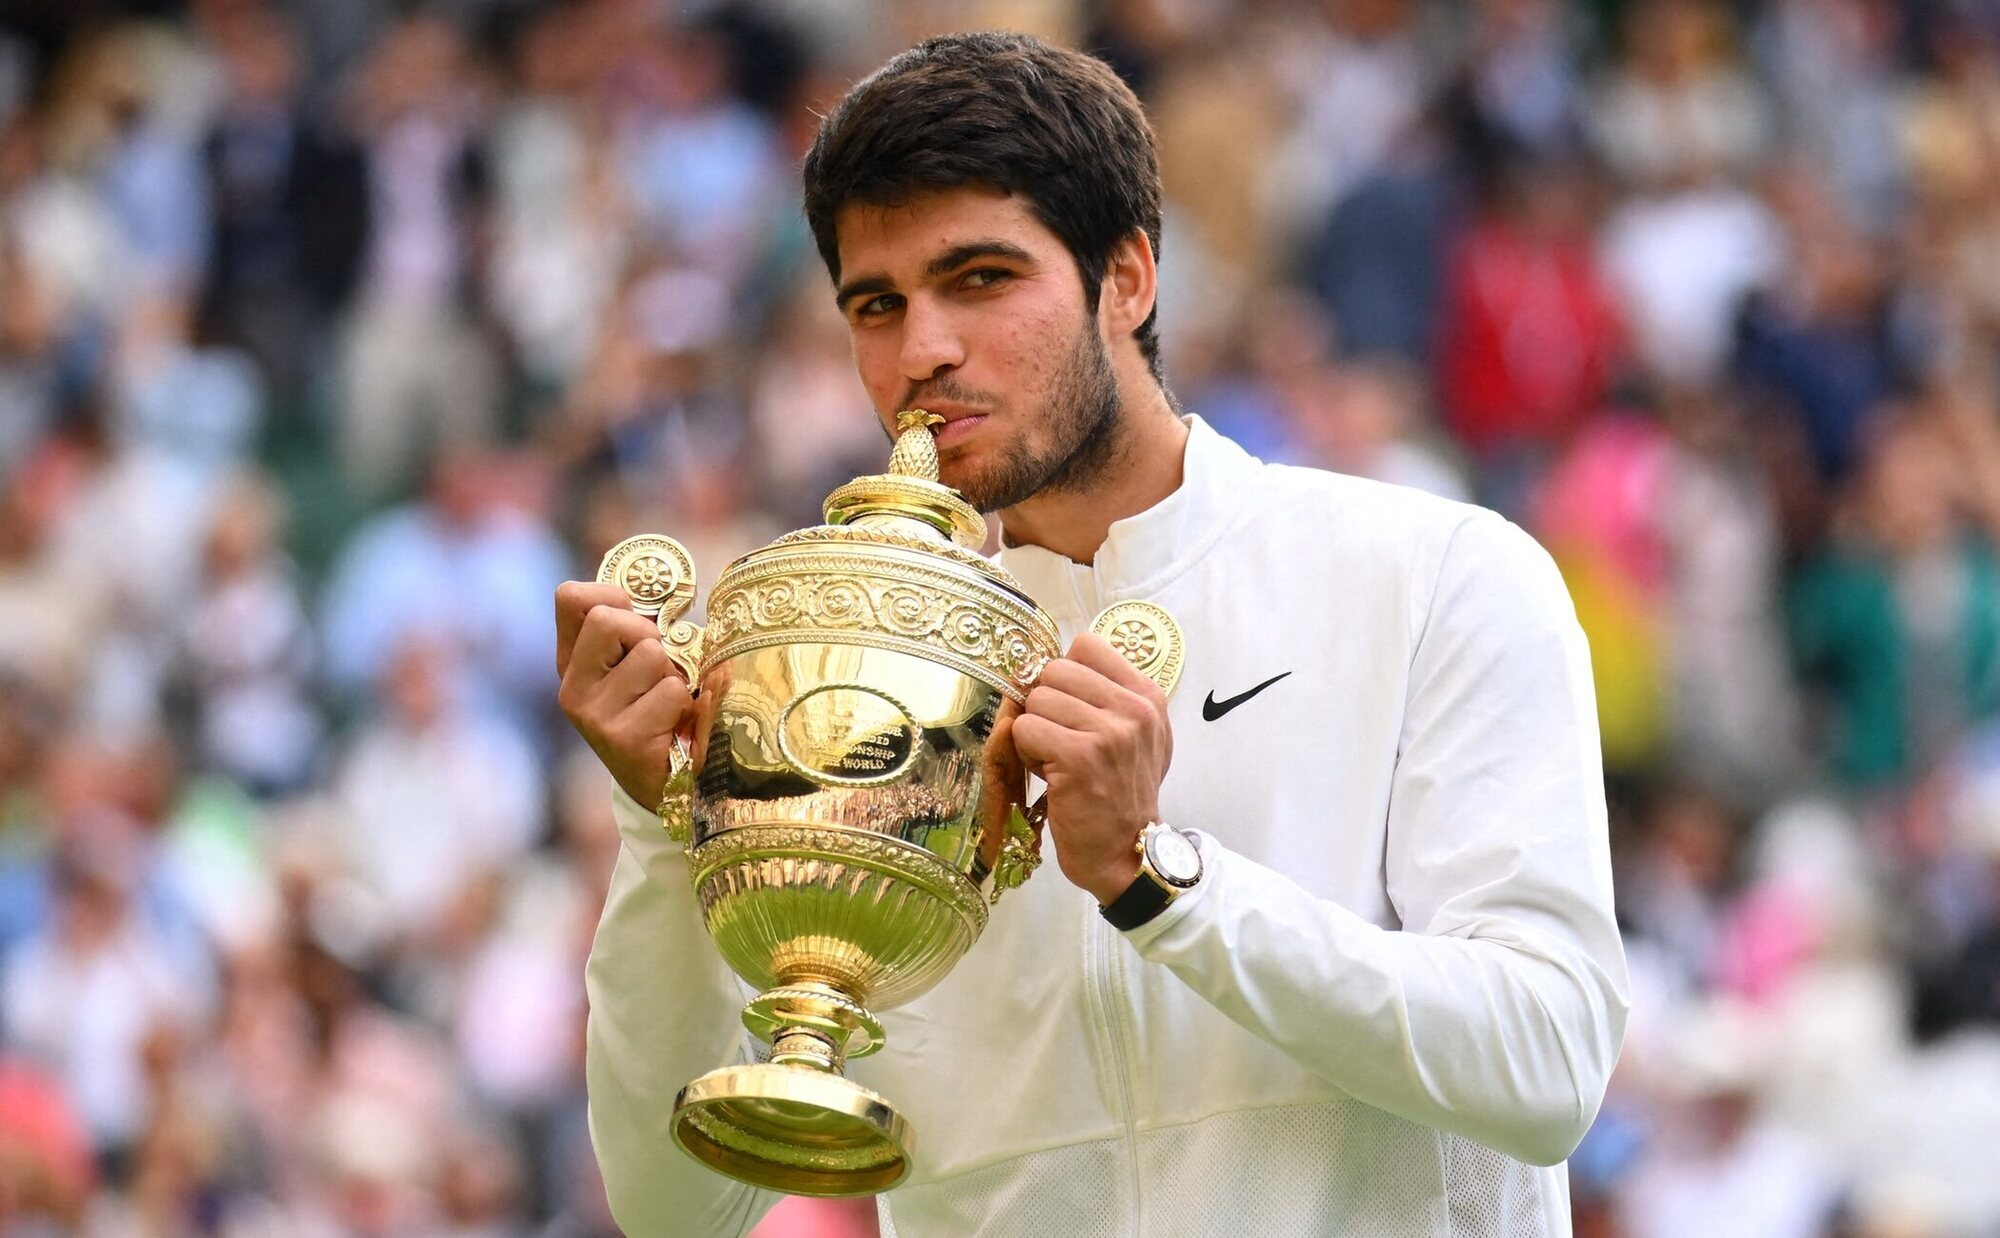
[944,317,1124,514]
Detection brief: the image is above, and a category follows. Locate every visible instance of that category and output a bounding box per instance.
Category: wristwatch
[1100,822,1203,931]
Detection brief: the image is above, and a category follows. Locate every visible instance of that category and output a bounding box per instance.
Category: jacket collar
[998,416,1257,624]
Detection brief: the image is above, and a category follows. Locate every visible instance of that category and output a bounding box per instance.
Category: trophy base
[672,1063,912,1197]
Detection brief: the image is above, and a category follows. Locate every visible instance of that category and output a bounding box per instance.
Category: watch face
[1146,827,1202,886]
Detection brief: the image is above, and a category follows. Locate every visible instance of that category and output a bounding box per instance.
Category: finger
[556,582,632,678]
[978,698,1027,830]
[625,672,695,742]
[986,696,1023,757]
[1067,632,1165,707]
[594,634,678,711]
[1023,683,1103,733]
[1035,657,1129,710]
[1010,712,1082,769]
[572,604,661,680]
[993,695,1023,730]
[592,674,694,780]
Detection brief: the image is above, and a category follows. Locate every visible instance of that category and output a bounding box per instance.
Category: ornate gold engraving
[1090,600,1186,697]
[660,739,695,843]
[689,822,989,939]
[706,555,1056,700]
[777,684,921,788]
[598,534,696,619]
[767,524,1020,587]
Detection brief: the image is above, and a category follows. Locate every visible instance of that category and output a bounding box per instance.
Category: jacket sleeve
[585,787,782,1236]
[1125,512,1631,1166]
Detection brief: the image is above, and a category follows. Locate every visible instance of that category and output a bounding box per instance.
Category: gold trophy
[596,411,1184,1197]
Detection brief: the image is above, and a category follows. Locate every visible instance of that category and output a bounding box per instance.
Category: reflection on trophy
[597,410,1183,1197]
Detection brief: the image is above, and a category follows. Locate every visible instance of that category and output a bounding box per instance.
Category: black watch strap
[1100,869,1174,931]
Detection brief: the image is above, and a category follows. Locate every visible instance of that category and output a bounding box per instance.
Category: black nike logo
[1202,671,1292,721]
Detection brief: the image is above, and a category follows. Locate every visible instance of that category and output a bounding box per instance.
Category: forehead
[833,186,1065,276]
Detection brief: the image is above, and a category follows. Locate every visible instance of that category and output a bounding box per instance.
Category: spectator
[1,808,216,1170]
[177,471,322,796]
[336,16,498,502]
[319,447,567,729]
[331,636,542,959]
[198,7,367,407]
[1789,411,2000,787]
[1437,148,1624,492]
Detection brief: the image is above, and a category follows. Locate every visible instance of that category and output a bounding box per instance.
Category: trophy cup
[597,411,1184,1197]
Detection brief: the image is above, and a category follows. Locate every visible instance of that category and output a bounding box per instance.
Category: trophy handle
[990,798,1046,898]
[596,535,705,842]
[991,602,1186,901]
[656,614,706,843]
[657,734,696,843]
[660,618,705,684]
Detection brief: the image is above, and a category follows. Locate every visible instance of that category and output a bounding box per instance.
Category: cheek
[983,305,1071,418]
[848,330,902,413]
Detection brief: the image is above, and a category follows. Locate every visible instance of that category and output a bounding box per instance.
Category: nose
[897,297,965,383]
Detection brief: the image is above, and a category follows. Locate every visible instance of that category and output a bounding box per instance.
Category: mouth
[911,401,990,440]
[932,413,988,449]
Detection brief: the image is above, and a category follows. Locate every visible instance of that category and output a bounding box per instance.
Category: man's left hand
[1011,633,1173,904]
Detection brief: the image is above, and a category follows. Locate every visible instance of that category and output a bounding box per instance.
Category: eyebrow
[835,240,1036,312]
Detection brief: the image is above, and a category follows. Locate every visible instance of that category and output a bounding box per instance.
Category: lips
[933,414,988,448]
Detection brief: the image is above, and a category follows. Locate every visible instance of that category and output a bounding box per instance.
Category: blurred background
[2,0,2000,1233]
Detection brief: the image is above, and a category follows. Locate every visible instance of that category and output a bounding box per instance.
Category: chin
[934,449,979,489]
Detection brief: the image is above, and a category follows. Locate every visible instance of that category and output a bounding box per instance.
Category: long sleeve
[585,787,782,1236]
[1126,512,1630,1166]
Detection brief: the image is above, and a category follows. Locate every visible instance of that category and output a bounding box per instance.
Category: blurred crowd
[5,0,2000,1233]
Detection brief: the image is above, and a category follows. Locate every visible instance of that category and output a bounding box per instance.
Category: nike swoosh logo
[1202,671,1292,722]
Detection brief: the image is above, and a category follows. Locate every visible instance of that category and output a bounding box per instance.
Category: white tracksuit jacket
[586,418,1631,1236]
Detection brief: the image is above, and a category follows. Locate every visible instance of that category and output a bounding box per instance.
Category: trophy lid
[822,410,987,550]
[707,409,1060,697]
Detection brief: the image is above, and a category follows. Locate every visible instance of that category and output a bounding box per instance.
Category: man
[557,31,1628,1237]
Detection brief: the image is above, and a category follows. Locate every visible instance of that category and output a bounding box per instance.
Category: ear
[1097,228,1157,342]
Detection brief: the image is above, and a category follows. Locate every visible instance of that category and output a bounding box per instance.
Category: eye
[853,293,903,321]
[960,268,1010,291]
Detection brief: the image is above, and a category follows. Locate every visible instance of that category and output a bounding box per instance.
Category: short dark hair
[803,31,1165,379]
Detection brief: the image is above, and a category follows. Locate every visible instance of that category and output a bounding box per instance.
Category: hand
[1011,632,1172,903]
[555,581,694,809]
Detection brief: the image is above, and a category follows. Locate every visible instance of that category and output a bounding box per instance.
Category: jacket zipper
[1084,899,1144,1235]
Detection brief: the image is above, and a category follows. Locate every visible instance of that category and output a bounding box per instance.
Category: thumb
[979,697,1027,832]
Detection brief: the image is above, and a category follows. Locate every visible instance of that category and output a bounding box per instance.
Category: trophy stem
[770,1028,843,1072]
[742,981,887,1066]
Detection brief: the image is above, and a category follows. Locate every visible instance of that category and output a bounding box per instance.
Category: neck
[997,373,1188,564]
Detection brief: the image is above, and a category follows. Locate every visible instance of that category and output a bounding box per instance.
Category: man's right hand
[556,581,694,809]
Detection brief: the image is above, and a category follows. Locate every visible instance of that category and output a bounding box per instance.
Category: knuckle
[601,717,638,753]
[631,637,668,673]
[564,705,601,746]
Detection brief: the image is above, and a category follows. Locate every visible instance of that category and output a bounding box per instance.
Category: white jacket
[586,419,1630,1236]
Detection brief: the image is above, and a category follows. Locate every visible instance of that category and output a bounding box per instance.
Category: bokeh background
[3,0,2000,1233]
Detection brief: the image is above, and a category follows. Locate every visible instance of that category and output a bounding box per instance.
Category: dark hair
[802,31,1165,379]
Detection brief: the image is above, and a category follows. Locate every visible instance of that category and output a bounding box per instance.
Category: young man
[557,31,1628,1237]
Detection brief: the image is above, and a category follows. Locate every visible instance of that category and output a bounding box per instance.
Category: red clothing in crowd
[1437,216,1625,454]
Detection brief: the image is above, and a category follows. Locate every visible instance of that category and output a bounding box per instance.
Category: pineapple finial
[888,409,947,480]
